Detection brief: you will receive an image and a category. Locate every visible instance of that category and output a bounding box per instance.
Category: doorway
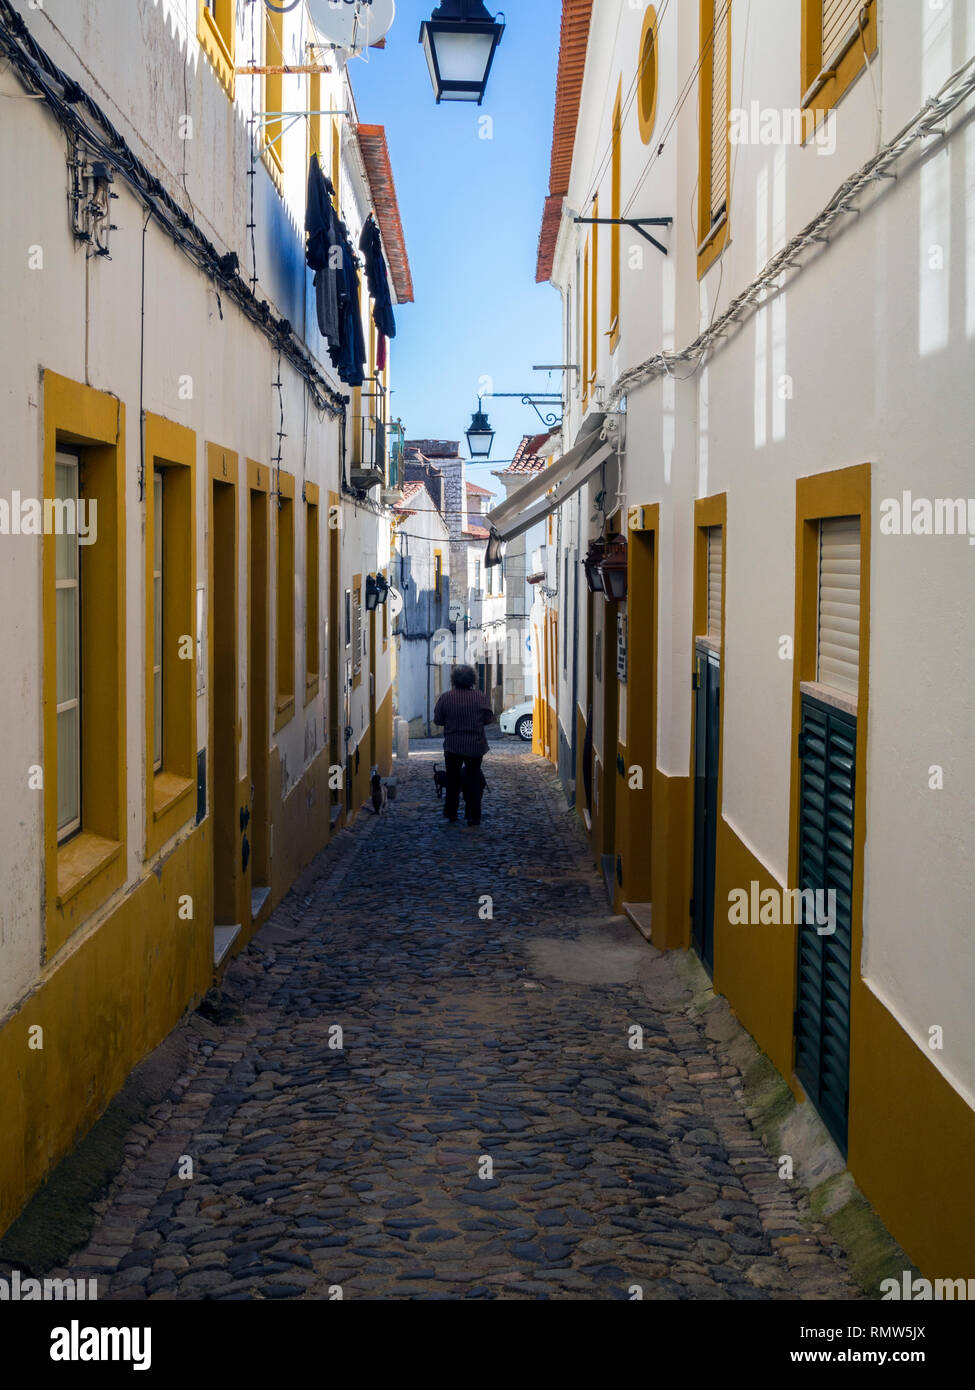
[691,646,720,973]
[248,478,270,918]
[210,471,238,957]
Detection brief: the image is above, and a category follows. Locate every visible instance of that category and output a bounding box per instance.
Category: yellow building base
[0,823,212,1238]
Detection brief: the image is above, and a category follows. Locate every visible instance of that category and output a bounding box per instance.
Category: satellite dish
[308,0,395,57]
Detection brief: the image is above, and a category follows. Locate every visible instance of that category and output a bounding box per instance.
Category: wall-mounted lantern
[366,572,390,611]
[582,537,607,594]
[598,535,629,601]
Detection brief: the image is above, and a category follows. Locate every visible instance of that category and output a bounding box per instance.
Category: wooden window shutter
[822,0,865,69]
[707,526,722,638]
[709,1,730,227]
[795,696,856,1154]
[817,516,860,696]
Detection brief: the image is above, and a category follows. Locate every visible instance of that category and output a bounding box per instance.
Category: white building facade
[0,0,411,1239]
[518,0,975,1277]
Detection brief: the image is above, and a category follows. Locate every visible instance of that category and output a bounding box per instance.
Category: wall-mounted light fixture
[598,535,629,601]
[366,572,391,611]
[582,537,607,594]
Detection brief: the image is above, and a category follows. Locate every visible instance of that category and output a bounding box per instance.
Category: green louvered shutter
[795,696,856,1154]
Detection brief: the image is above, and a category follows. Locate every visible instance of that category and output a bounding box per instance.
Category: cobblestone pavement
[57,744,858,1300]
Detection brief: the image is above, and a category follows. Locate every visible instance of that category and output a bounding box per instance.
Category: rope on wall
[609,51,975,408]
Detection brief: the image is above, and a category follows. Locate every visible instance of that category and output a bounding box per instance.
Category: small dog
[433,765,448,799]
[370,766,388,814]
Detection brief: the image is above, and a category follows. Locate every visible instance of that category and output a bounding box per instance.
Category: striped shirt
[433,687,496,756]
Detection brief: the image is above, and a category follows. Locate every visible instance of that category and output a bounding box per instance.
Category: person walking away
[433,664,496,826]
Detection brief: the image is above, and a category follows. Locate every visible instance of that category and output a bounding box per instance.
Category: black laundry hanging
[359,213,396,342]
[304,154,366,389]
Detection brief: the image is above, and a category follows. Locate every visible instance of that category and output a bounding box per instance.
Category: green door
[794,695,856,1154]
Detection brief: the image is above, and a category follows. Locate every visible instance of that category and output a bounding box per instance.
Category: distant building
[403,442,507,712]
[494,432,557,711]
[391,482,451,735]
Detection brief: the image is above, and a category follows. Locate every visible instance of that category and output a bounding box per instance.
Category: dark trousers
[444,753,485,822]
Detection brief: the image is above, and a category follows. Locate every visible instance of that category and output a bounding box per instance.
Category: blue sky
[351,0,564,499]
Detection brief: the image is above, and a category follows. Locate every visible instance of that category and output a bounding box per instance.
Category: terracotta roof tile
[536,0,595,283]
[500,431,556,476]
[464,524,490,539]
[465,481,493,496]
[357,124,414,305]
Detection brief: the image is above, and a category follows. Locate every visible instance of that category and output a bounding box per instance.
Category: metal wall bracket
[573,216,673,256]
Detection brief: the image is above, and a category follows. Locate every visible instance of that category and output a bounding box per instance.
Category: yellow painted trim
[637,5,660,144]
[197,0,236,100]
[352,572,362,692]
[42,370,127,958]
[616,502,659,908]
[144,413,197,860]
[262,3,285,181]
[0,823,212,1242]
[688,493,727,965]
[247,462,272,893]
[331,119,341,214]
[308,70,322,162]
[305,481,320,705]
[207,445,243,930]
[582,235,591,410]
[589,193,599,395]
[327,491,342,822]
[697,0,732,279]
[274,469,296,732]
[787,463,870,1081]
[610,79,622,356]
[801,0,877,123]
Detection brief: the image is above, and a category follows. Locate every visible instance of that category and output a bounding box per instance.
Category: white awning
[485,413,612,544]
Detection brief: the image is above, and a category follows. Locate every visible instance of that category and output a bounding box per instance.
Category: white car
[499,700,534,742]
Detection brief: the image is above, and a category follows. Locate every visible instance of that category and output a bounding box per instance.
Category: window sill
[153,771,194,821]
[697,214,729,278]
[304,674,320,706]
[696,635,721,655]
[799,680,858,718]
[802,31,875,121]
[274,694,295,733]
[57,831,122,908]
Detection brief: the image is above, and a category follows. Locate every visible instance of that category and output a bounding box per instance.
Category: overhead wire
[610,48,975,408]
[0,0,347,419]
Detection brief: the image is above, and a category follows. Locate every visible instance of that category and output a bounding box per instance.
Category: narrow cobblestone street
[57,745,858,1301]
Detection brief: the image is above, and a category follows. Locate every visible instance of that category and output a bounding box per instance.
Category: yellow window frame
[263,4,285,181]
[697,0,732,278]
[144,413,197,858]
[197,0,236,100]
[275,470,296,731]
[610,82,622,353]
[305,482,321,703]
[42,371,127,956]
[801,0,877,124]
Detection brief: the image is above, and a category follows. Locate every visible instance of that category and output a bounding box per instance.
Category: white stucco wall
[545,0,975,1103]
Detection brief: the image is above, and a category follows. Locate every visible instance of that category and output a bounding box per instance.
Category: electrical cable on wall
[0,0,347,421]
[611,49,975,409]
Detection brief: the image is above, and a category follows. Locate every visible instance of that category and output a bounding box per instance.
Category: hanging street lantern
[465,398,495,458]
[582,537,607,594]
[419,0,505,106]
[598,535,629,601]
